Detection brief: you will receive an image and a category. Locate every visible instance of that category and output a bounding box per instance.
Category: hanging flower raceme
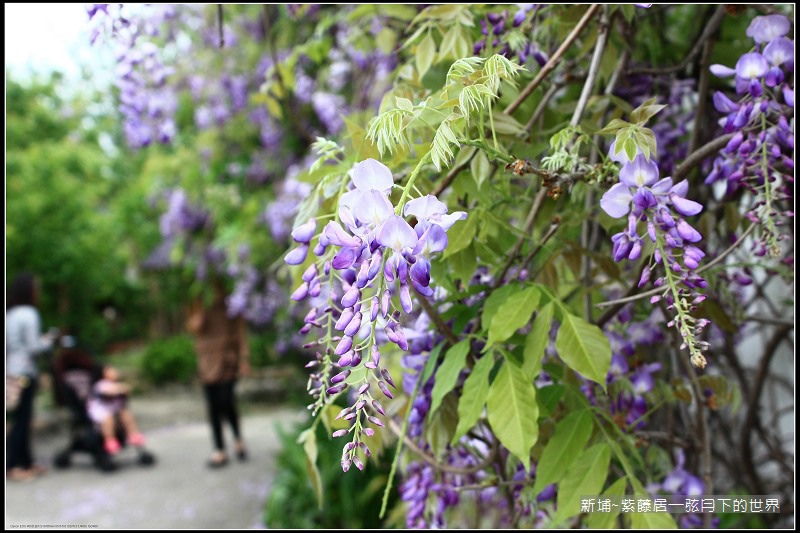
[600,150,710,369]
[706,13,794,260]
[285,158,466,471]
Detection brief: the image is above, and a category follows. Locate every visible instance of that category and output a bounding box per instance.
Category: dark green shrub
[140,335,197,384]
[264,419,400,529]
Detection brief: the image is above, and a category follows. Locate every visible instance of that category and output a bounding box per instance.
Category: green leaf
[537,384,564,417]
[487,286,541,347]
[416,33,436,79]
[629,510,678,529]
[552,443,611,525]
[420,342,445,384]
[450,244,477,284]
[555,313,612,389]
[532,409,594,496]
[442,211,477,258]
[395,96,414,112]
[630,98,667,125]
[452,353,495,444]
[623,136,638,162]
[522,302,554,380]
[298,429,323,509]
[490,111,527,136]
[428,339,470,419]
[586,477,628,529]
[486,361,538,470]
[597,118,630,135]
[376,27,398,55]
[470,149,491,188]
[480,283,518,332]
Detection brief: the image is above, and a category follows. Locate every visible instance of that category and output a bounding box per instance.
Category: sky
[5,3,113,84]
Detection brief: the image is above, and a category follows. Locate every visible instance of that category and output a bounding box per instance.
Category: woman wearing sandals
[186,277,250,468]
[6,273,58,481]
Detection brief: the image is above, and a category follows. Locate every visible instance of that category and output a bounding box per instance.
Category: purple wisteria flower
[706,13,794,259]
[600,146,710,368]
[286,158,467,471]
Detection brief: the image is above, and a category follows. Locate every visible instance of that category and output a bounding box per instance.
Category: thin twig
[504,4,602,115]
[217,5,224,48]
[521,220,561,273]
[386,418,496,475]
[524,83,560,138]
[432,151,476,198]
[418,297,459,346]
[493,187,548,290]
[573,5,610,320]
[739,324,791,496]
[673,133,735,181]
[687,36,716,158]
[627,5,725,76]
[570,6,609,128]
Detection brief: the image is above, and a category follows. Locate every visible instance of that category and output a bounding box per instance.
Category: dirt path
[5,386,308,529]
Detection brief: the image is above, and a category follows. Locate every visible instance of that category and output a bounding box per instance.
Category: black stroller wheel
[54,451,72,469]
[138,450,156,466]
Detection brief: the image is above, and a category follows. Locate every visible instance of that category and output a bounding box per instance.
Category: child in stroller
[52,337,155,472]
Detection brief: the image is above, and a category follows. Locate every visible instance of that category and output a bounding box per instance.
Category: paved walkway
[5,385,308,529]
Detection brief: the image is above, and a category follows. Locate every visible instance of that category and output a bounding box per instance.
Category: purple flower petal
[377,215,419,252]
[712,91,740,113]
[710,64,736,78]
[285,244,309,265]
[764,37,794,67]
[414,224,448,255]
[669,193,703,216]
[736,53,769,80]
[620,154,660,188]
[676,219,702,242]
[746,14,790,44]
[351,158,394,192]
[291,219,317,243]
[600,183,633,218]
[404,195,448,220]
[324,221,361,248]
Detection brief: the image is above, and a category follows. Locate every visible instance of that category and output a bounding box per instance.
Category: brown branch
[431,150,476,198]
[386,418,496,475]
[739,324,792,496]
[418,296,459,346]
[673,133,735,181]
[504,4,602,115]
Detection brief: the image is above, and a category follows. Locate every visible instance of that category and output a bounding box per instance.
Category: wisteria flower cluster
[600,149,710,369]
[707,13,794,260]
[286,158,466,471]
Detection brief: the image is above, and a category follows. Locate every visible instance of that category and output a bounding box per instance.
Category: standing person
[6,273,58,481]
[186,278,250,468]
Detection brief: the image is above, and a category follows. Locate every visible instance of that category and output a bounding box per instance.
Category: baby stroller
[52,340,155,472]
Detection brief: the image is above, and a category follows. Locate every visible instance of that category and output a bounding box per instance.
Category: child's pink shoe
[104,438,121,455]
[127,433,146,447]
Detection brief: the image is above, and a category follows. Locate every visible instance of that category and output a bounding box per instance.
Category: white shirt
[6,305,52,377]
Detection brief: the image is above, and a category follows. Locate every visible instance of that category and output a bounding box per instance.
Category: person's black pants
[202,380,241,452]
[6,376,38,471]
